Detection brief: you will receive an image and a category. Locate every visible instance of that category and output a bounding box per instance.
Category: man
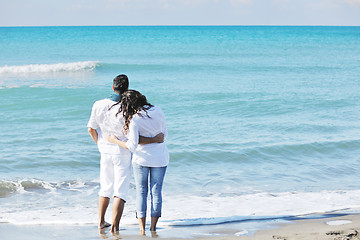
[87,74,163,232]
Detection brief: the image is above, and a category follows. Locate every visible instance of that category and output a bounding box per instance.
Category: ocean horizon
[1,24,359,27]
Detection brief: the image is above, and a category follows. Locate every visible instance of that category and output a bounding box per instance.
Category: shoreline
[2,213,360,239]
[237,213,360,240]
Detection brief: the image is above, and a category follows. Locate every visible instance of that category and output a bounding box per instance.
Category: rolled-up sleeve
[126,121,139,152]
[87,103,99,129]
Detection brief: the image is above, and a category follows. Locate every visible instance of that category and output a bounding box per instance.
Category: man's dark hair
[113,74,129,94]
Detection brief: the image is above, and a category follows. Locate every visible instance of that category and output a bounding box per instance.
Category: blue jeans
[133,163,167,218]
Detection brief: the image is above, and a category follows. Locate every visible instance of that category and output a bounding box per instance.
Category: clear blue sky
[1,0,359,26]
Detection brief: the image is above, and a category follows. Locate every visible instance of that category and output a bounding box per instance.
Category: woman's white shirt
[126,106,169,167]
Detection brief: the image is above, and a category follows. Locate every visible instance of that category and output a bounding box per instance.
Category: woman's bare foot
[151,230,159,238]
[150,217,159,232]
[138,217,146,235]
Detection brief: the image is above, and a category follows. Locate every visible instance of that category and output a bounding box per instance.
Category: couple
[87,74,169,235]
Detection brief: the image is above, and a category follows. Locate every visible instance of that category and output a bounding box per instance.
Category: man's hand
[153,133,165,143]
[88,127,98,144]
[139,133,165,145]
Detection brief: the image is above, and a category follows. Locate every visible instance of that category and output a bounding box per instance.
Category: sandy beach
[237,214,360,240]
[1,213,360,240]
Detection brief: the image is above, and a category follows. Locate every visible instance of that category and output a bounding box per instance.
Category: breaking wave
[0,61,99,74]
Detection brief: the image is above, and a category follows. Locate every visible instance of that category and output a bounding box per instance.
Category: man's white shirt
[87,98,130,156]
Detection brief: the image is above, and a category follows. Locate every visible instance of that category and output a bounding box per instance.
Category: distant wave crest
[0,61,100,74]
[0,179,97,198]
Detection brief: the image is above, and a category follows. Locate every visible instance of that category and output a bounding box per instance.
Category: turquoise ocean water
[1,26,360,236]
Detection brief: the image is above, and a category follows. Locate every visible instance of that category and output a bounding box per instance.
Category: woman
[107,90,169,234]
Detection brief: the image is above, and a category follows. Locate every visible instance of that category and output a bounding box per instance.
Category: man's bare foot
[140,228,146,235]
[111,231,122,239]
[111,225,119,233]
[99,221,111,229]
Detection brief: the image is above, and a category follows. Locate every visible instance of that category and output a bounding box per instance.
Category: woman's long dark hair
[111,90,153,134]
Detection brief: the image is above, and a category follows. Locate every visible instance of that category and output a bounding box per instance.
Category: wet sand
[1,213,360,240]
[237,214,360,240]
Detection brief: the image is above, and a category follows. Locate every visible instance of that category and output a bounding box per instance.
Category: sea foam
[326,220,352,226]
[3,181,360,227]
[0,61,99,74]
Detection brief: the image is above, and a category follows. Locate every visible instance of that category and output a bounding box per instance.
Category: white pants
[99,153,132,201]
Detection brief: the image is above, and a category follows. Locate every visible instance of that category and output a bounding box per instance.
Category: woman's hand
[106,134,129,149]
[106,134,118,144]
